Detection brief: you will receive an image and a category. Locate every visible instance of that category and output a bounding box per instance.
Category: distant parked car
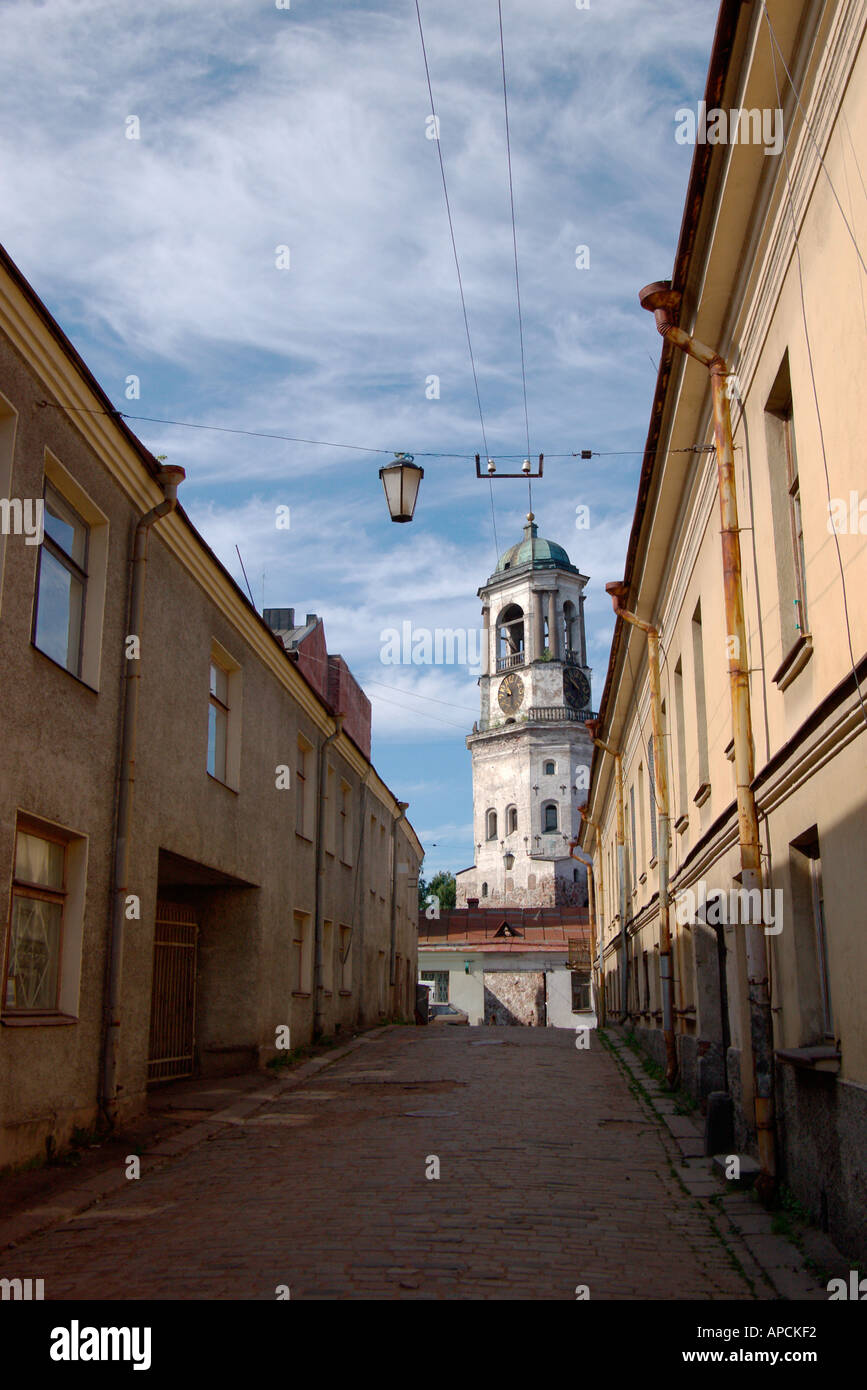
[429,1003,469,1026]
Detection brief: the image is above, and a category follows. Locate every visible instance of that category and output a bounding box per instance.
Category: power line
[38,398,718,466]
[36,401,466,458]
[365,688,469,730]
[497,0,531,464]
[765,9,867,730]
[264,634,478,716]
[414,0,499,560]
[762,0,867,279]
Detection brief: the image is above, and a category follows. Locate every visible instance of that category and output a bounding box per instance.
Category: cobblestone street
[0,1027,820,1300]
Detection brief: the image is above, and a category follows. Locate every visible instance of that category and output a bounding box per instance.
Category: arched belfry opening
[497,604,525,670]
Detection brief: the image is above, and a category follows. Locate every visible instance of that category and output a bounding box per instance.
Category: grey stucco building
[0,243,422,1169]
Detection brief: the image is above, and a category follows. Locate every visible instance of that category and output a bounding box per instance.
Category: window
[563,600,577,657]
[207,642,241,788]
[673,658,688,819]
[790,830,833,1042]
[543,802,558,832]
[571,973,591,1012]
[631,781,638,885]
[0,391,18,606]
[572,868,580,883]
[296,736,312,838]
[292,911,312,993]
[325,765,335,855]
[322,920,333,992]
[486,809,498,840]
[544,761,555,775]
[496,603,525,668]
[766,353,809,651]
[691,602,710,796]
[647,737,657,860]
[31,459,111,689]
[421,970,448,1003]
[339,780,351,862]
[339,925,352,992]
[3,820,86,1018]
[33,482,88,677]
[4,826,66,1012]
[378,950,386,1011]
[208,659,229,782]
[506,805,518,835]
[481,882,488,897]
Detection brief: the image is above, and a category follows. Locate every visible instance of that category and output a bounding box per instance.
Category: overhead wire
[414,0,499,559]
[254,629,478,722]
[761,0,867,278]
[497,0,530,519]
[38,399,720,466]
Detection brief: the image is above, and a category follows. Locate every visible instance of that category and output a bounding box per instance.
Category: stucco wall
[0,293,422,1168]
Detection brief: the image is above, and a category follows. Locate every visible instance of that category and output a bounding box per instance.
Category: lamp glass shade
[380,455,423,522]
[503,852,515,870]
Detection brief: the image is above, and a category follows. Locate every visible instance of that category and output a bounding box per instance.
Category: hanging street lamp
[379,452,424,522]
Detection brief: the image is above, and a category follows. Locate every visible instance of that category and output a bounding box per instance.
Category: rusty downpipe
[579,809,606,1026]
[604,582,677,1088]
[314,715,344,1038]
[389,800,409,995]
[585,722,628,1025]
[639,281,776,1198]
[100,464,186,1124]
[567,838,598,1023]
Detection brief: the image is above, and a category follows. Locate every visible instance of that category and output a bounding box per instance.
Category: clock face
[498,673,524,714]
[564,668,591,710]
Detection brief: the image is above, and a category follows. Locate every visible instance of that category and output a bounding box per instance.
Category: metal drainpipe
[314,715,343,1038]
[567,838,597,1019]
[389,802,409,1003]
[604,586,677,1088]
[580,810,605,1027]
[639,280,775,1198]
[100,464,186,1123]
[586,723,628,1025]
[342,774,371,1002]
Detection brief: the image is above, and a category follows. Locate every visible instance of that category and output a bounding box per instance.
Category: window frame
[3,823,69,1016]
[32,480,89,679]
[207,657,230,783]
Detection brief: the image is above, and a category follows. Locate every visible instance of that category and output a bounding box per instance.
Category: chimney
[263,607,294,632]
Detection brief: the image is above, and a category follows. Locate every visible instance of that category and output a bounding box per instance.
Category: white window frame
[32,453,109,689]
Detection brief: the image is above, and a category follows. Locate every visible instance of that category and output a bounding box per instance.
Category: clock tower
[456,514,595,909]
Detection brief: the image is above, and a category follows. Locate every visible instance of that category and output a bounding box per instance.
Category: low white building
[418,908,595,1029]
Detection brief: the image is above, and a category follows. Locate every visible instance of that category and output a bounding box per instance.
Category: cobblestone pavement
[5,1027,771,1300]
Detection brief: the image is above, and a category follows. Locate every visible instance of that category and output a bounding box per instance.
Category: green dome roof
[494,516,575,574]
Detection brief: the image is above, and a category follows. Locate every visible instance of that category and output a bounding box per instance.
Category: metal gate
[147,901,198,1083]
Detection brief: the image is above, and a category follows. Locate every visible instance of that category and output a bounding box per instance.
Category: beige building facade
[0,244,422,1170]
[581,0,867,1260]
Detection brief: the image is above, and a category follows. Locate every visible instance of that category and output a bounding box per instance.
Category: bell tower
[456,515,596,909]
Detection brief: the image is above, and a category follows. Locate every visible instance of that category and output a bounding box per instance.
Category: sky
[0,0,721,879]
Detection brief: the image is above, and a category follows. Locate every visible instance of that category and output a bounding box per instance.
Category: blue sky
[0,0,719,879]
